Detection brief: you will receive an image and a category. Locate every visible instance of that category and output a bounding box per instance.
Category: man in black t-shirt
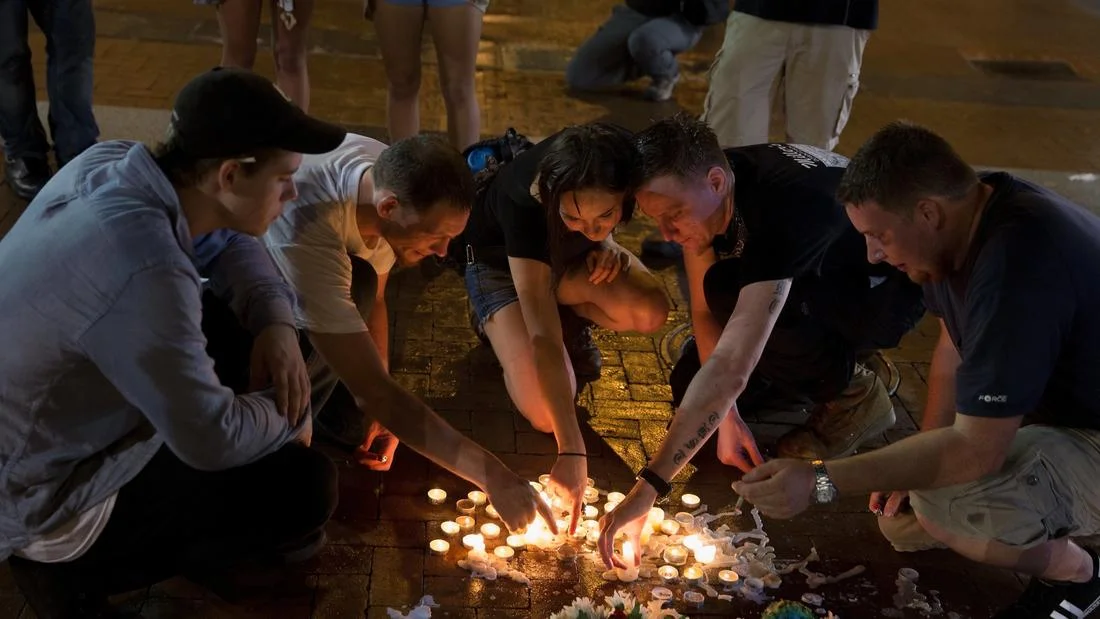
[594,114,922,567]
[731,122,1100,619]
[703,0,877,150]
[648,114,922,469]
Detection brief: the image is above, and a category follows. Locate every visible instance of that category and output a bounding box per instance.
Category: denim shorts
[464,260,519,329]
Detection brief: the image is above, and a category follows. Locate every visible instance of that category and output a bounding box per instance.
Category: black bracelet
[558,452,588,458]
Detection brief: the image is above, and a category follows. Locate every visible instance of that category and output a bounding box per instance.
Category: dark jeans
[0,0,98,163]
[9,443,337,616]
[7,290,339,617]
[670,258,925,410]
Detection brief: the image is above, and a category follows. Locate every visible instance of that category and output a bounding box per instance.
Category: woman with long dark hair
[460,123,670,526]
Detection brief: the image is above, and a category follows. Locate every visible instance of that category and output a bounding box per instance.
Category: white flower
[604,590,637,611]
[644,599,684,619]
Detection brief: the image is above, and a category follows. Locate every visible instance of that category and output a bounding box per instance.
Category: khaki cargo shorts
[911,425,1100,549]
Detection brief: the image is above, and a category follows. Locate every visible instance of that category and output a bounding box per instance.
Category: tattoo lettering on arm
[767,280,788,315]
[673,412,722,468]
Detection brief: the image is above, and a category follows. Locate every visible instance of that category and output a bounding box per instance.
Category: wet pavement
[2,0,1100,616]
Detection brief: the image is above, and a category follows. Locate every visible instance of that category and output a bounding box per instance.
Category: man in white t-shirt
[264,133,470,468]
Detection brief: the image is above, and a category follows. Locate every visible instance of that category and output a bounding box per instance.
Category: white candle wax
[607,491,626,503]
[586,477,596,487]
[657,565,679,581]
[440,521,461,536]
[694,544,717,564]
[493,546,515,560]
[529,481,543,493]
[427,488,447,505]
[484,504,500,520]
[659,519,681,535]
[585,529,600,545]
[680,493,701,509]
[462,533,485,550]
[615,541,640,582]
[455,515,475,531]
[538,474,552,486]
[467,490,488,506]
[583,505,599,519]
[429,539,450,555]
[682,534,702,550]
[604,501,618,514]
[480,523,501,539]
[648,507,665,525]
[506,534,525,549]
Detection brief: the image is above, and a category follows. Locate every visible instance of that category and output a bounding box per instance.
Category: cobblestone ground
[3,0,1100,616]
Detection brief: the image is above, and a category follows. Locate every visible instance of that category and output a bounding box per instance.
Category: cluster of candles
[424,482,728,589]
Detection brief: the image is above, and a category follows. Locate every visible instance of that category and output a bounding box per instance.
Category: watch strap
[636,467,672,499]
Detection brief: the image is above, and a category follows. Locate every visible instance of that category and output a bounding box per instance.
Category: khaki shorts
[911,425,1100,549]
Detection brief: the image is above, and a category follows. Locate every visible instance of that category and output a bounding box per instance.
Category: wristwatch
[810,459,838,504]
[636,467,672,499]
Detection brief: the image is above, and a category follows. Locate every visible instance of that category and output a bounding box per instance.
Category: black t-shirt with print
[463,131,597,267]
[715,143,867,285]
[923,173,1100,430]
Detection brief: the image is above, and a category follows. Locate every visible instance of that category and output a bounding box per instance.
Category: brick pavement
[2,0,1100,615]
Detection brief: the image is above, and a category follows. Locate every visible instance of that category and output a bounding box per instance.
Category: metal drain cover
[969,59,1082,81]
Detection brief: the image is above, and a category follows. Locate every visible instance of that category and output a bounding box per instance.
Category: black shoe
[994,548,1100,618]
[8,556,115,618]
[559,306,601,382]
[4,156,52,201]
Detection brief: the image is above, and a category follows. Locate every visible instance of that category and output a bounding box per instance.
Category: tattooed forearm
[767,280,788,315]
[674,411,722,467]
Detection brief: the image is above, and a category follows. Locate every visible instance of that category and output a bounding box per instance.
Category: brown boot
[776,364,896,459]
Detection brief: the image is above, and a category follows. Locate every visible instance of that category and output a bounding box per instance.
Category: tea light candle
[584,519,601,531]
[694,544,717,564]
[607,491,626,503]
[585,529,600,545]
[440,521,461,536]
[529,481,543,493]
[456,499,476,515]
[456,515,475,531]
[462,533,485,550]
[683,591,705,608]
[683,565,704,584]
[506,534,525,549]
[468,490,488,506]
[681,493,701,509]
[718,570,740,586]
[675,512,695,530]
[538,474,552,486]
[583,487,600,504]
[660,519,681,535]
[662,545,688,566]
[586,477,596,487]
[468,547,489,563]
[615,541,640,583]
[583,505,599,519]
[427,488,447,505]
[493,546,515,560]
[682,534,702,551]
[485,504,500,520]
[480,523,501,539]
[657,565,679,582]
[604,501,618,513]
[429,539,450,555]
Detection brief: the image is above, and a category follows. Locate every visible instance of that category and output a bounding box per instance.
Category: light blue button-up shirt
[0,141,309,560]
